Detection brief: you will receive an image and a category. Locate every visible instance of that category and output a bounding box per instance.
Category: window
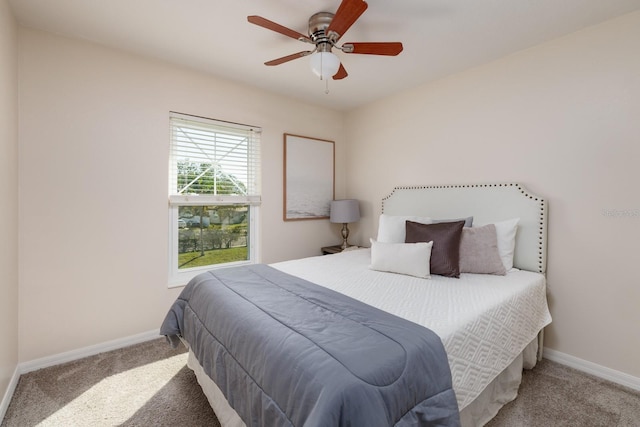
[168,112,261,286]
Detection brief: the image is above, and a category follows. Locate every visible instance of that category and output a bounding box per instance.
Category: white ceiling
[9,0,640,111]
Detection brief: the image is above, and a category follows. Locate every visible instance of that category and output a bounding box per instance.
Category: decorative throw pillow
[405,220,465,278]
[369,239,433,278]
[377,214,432,243]
[459,224,507,275]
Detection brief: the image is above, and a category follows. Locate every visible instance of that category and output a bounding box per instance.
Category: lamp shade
[330,199,360,223]
[309,51,340,79]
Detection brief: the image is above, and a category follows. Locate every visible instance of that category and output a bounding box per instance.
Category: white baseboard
[544,348,640,392]
[0,366,20,423]
[19,329,161,375]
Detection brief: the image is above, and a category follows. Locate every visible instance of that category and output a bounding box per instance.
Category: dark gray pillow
[459,224,506,275]
[405,220,465,278]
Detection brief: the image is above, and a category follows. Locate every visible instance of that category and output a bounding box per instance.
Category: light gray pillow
[432,216,473,227]
[459,224,507,275]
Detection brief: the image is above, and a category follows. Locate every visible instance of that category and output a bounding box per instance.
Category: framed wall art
[283,133,335,221]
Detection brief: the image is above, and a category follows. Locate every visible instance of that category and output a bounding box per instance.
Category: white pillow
[369,238,433,278]
[492,218,520,271]
[377,214,432,243]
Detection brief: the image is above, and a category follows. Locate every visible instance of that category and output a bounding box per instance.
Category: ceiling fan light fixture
[248,0,402,85]
[309,51,340,80]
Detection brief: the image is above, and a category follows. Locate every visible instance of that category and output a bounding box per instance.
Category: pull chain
[318,52,330,94]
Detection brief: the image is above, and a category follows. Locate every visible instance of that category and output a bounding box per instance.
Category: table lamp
[330,199,360,250]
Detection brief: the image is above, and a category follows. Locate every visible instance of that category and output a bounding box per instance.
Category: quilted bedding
[272,249,552,410]
[161,263,461,427]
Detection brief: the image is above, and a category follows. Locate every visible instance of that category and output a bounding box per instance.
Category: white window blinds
[169,112,261,205]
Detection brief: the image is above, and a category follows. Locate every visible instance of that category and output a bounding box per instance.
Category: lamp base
[340,223,350,250]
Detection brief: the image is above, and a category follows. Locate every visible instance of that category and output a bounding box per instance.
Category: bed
[161,183,552,427]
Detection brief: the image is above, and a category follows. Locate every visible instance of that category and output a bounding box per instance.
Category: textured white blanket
[272,248,552,409]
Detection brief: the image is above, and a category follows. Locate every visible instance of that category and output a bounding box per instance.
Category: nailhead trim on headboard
[382,183,547,274]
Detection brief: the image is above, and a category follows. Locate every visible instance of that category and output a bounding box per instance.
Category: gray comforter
[161,264,460,427]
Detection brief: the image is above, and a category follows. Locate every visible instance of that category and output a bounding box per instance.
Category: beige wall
[0,0,19,402]
[11,4,640,384]
[18,28,345,362]
[346,11,640,377]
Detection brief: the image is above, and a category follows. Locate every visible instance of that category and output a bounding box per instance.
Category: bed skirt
[186,337,540,427]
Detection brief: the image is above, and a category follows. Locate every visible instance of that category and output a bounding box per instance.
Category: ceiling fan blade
[264,51,313,66]
[248,15,312,43]
[326,0,368,42]
[342,42,403,56]
[333,63,348,80]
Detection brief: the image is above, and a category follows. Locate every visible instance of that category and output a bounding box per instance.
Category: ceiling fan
[247,0,403,81]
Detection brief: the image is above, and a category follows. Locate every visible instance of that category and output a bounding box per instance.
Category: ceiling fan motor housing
[309,12,335,52]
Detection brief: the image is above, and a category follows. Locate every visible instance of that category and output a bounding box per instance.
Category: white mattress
[272,248,552,410]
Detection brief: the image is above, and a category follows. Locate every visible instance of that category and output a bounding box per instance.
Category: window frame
[167,112,261,287]
[168,203,260,288]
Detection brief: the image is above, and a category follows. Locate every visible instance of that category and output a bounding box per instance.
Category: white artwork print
[285,134,334,220]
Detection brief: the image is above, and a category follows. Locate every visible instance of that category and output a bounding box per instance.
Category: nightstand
[321,245,344,255]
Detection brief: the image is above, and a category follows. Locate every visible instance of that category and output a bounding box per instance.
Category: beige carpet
[486,358,640,427]
[3,338,639,426]
[2,339,219,427]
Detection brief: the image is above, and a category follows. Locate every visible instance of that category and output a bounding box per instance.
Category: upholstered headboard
[382,183,547,273]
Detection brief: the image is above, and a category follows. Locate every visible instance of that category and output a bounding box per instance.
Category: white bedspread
[272,248,552,410]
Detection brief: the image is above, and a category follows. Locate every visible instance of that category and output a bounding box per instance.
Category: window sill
[168,259,255,289]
